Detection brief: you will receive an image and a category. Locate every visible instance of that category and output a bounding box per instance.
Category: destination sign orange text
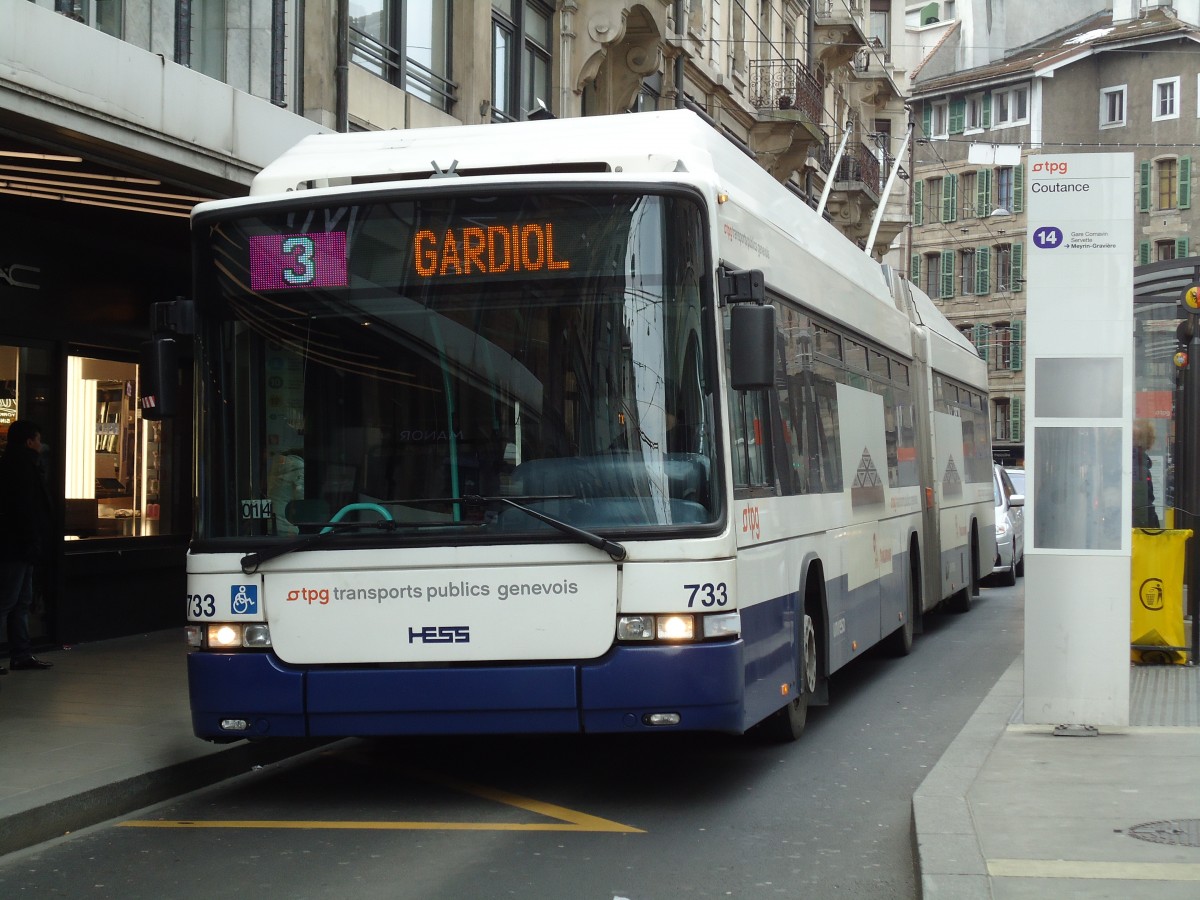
[414,222,571,277]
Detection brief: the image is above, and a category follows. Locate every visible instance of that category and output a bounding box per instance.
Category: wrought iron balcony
[835,141,882,195]
[816,0,865,26]
[747,59,823,125]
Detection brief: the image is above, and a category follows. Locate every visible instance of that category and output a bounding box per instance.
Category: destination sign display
[245,214,597,292]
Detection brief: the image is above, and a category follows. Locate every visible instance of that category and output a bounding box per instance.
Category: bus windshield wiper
[454,494,627,562]
[238,502,475,573]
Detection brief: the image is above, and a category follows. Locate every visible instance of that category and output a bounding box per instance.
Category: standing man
[0,419,55,671]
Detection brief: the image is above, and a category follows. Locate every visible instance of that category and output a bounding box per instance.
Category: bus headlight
[656,615,695,640]
[204,623,273,649]
[702,612,741,639]
[208,624,242,648]
[617,613,738,643]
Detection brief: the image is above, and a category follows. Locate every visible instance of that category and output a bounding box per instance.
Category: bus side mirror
[139,335,179,420]
[730,303,775,391]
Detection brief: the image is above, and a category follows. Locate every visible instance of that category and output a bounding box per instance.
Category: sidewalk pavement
[2,628,1199,900]
[914,657,1200,899]
[0,629,321,857]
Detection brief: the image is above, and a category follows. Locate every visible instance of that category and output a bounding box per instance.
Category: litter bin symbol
[1131,528,1192,665]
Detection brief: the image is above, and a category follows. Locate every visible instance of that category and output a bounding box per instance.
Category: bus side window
[730,387,774,495]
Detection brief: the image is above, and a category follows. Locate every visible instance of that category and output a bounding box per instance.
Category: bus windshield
[193,189,719,544]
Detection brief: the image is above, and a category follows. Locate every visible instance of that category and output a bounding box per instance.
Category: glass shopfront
[63,355,176,540]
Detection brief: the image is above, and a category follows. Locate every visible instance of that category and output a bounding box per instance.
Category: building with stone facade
[908,0,1200,466]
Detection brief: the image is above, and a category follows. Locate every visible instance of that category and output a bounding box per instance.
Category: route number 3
[685,583,729,607]
[282,236,316,285]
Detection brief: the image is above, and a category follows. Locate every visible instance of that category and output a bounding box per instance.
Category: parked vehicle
[992,465,1025,585]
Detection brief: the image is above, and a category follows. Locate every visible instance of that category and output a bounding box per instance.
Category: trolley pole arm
[865,121,914,257]
[815,120,854,220]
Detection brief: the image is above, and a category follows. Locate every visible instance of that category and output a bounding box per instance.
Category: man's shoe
[0,666,7,675]
[10,657,53,670]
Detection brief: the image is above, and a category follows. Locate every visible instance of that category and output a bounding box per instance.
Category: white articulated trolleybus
[144,110,993,742]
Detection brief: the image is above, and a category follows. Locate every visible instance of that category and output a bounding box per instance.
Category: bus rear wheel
[760,611,817,742]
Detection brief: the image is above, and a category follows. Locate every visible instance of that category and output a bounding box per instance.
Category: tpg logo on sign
[1031,160,1069,175]
[231,584,259,615]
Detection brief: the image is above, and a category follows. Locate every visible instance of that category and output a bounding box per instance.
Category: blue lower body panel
[188,641,746,740]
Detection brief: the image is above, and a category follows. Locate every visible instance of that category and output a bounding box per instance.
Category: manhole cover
[1127,820,1200,847]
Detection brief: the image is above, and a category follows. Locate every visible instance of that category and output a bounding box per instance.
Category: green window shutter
[1010,396,1022,442]
[976,168,992,217]
[974,323,991,362]
[920,2,939,25]
[911,253,921,281]
[1011,242,1023,291]
[1179,156,1191,210]
[1139,241,1151,265]
[940,249,955,298]
[913,180,924,225]
[942,174,958,222]
[949,98,966,134]
[1010,320,1023,371]
[981,92,992,128]
[1139,161,1151,212]
[1176,237,1190,258]
[975,246,991,295]
[922,103,932,139]
[1012,164,1025,213]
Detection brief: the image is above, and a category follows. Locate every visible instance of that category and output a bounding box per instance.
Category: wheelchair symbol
[231,584,259,615]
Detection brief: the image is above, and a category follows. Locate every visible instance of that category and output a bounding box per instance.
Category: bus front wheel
[760,610,817,743]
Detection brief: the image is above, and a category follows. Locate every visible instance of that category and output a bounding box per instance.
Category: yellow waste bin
[1131,528,1192,665]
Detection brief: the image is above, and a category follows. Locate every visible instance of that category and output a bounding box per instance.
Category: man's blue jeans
[0,561,34,661]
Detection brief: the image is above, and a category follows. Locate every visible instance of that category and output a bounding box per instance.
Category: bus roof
[250,110,738,196]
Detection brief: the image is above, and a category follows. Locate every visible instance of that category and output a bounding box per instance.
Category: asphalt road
[0,580,1023,900]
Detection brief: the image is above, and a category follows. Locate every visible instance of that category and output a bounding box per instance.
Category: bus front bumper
[187,641,745,741]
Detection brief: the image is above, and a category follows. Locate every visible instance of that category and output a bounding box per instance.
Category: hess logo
[1032,160,1069,175]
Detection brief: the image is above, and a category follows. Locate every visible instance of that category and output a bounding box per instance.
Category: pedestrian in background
[1133,419,1160,529]
[0,419,55,671]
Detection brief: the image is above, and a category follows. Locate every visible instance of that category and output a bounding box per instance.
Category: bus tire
[884,560,916,656]
[760,609,817,742]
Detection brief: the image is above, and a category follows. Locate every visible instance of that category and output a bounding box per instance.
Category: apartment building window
[1153,76,1180,121]
[1139,157,1191,212]
[960,171,976,217]
[193,0,227,81]
[996,166,1015,213]
[493,0,552,121]
[350,0,453,110]
[1140,238,1190,265]
[993,397,1012,441]
[965,93,985,132]
[988,326,1008,372]
[960,248,977,295]
[995,244,1012,292]
[931,100,949,138]
[870,1,891,55]
[1158,158,1178,210]
[992,85,1028,127]
[1100,85,1126,127]
[924,252,941,298]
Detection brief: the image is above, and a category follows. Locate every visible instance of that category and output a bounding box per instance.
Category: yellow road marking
[121,769,643,833]
[988,859,1200,881]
